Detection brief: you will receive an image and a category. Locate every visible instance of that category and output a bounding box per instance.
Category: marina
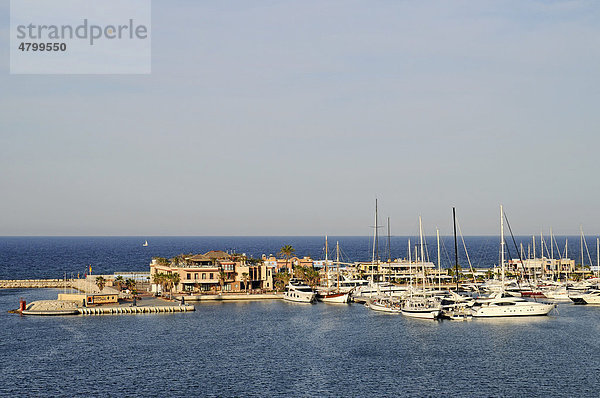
[2,234,600,397]
[1,285,599,397]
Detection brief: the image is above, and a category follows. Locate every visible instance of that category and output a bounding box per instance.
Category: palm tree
[152,272,167,296]
[242,272,249,292]
[273,271,291,292]
[125,278,135,292]
[293,266,320,288]
[95,276,106,292]
[171,273,180,297]
[279,245,295,275]
[218,269,227,293]
[114,275,125,291]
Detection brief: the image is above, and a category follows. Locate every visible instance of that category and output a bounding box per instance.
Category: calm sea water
[0,236,597,279]
[1,288,599,397]
[2,237,600,397]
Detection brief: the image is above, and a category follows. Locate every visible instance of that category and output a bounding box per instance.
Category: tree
[294,266,320,288]
[95,276,106,292]
[125,278,136,292]
[114,275,125,291]
[153,257,170,266]
[242,272,249,292]
[170,273,180,297]
[279,245,295,275]
[246,256,262,266]
[218,269,227,292]
[152,272,167,296]
[273,271,291,292]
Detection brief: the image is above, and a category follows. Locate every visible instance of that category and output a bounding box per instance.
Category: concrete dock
[79,305,195,315]
[178,293,283,302]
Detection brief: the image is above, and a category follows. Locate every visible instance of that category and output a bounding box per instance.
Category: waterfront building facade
[150,251,274,294]
[507,258,576,278]
[354,259,437,283]
[262,255,315,273]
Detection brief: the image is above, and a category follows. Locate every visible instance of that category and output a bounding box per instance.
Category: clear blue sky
[1,0,599,236]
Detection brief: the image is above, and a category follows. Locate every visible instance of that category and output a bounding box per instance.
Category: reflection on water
[1,289,598,397]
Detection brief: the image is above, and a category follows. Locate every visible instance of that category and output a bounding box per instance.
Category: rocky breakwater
[0,279,72,289]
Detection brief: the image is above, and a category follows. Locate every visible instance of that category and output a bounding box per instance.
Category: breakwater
[0,279,72,289]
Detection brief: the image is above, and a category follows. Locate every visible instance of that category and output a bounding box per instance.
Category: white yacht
[580,289,600,305]
[351,282,409,303]
[542,286,571,302]
[471,205,555,318]
[471,292,555,317]
[283,279,316,303]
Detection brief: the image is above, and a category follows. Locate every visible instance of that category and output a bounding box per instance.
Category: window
[194,273,198,280]
[187,273,191,280]
[202,273,206,280]
[209,273,214,279]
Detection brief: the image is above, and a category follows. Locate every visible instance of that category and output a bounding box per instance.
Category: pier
[179,293,283,302]
[0,279,72,289]
[78,305,195,315]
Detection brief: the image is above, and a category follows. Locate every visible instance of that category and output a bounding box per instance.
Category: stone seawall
[0,279,73,289]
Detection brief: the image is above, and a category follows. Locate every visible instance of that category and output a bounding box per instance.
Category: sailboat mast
[550,228,554,259]
[408,238,412,289]
[387,217,391,263]
[371,199,377,283]
[387,217,391,283]
[419,216,425,292]
[437,227,441,291]
[325,235,329,288]
[375,200,379,263]
[580,226,584,268]
[501,205,505,287]
[453,207,459,291]
[336,241,340,290]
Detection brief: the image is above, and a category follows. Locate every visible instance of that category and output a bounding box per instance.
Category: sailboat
[143,240,148,247]
[400,216,442,320]
[471,205,555,317]
[317,238,350,304]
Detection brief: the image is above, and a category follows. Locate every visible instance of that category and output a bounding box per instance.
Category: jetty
[179,293,283,302]
[79,305,195,315]
[0,279,72,289]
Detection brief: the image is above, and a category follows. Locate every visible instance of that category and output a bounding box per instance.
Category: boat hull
[401,308,440,319]
[472,303,555,317]
[318,292,350,304]
[367,300,401,313]
[283,292,315,303]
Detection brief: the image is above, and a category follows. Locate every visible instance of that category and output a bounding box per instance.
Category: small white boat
[317,290,350,304]
[401,296,442,319]
[283,279,316,303]
[366,298,402,313]
[542,286,571,302]
[143,240,148,247]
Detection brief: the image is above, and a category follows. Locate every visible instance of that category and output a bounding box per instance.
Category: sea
[1,236,600,397]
